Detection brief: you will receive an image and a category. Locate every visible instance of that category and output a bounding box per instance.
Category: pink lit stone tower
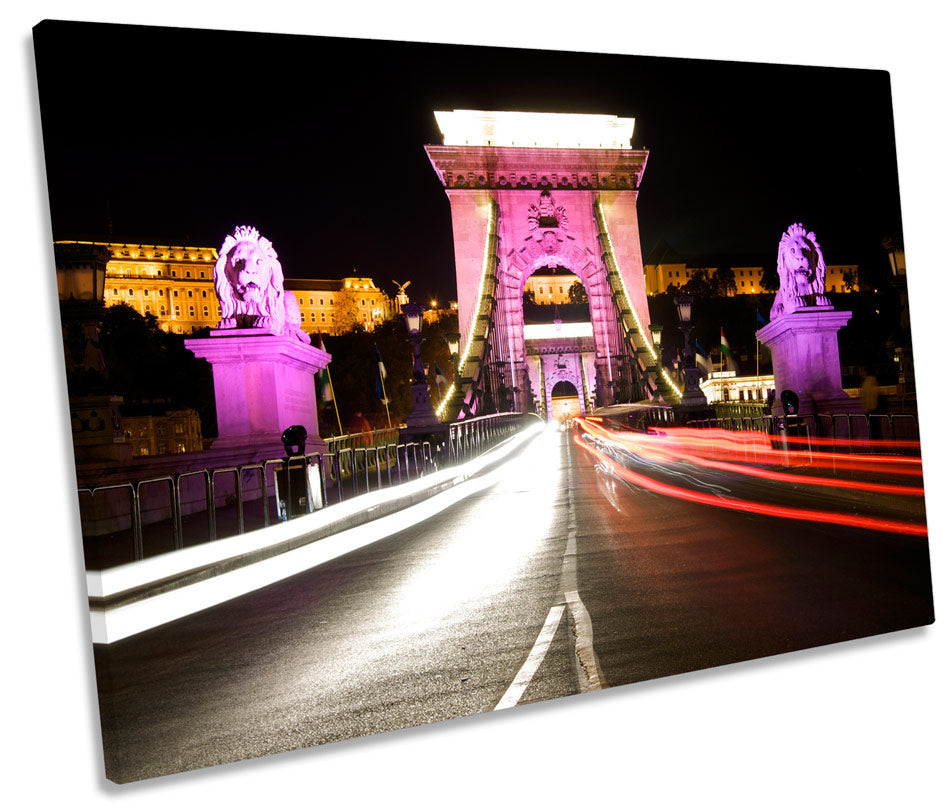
[185,226,331,451]
[756,223,854,416]
[425,110,655,414]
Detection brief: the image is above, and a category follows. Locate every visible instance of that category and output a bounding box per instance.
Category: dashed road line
[495,431,606,710]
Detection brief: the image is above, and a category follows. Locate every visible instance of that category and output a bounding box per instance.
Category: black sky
[33,20,903,304]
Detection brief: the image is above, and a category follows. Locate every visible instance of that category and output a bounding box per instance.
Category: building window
[309,313,316,322]
[188,305,195,317]
[186,271,191,278]
[112,288,118,295]
[299,298,304,306]
[174,305,181,317]
[159,290,165,297]
[319,298,324,306]
[173,290,179,297]
[201,290,207,298]
[187,290,193,298]
[203,306,209,317]
[143,289,149,296]
[128,289,134,296]
[160,305,166,316]
[321,312,326,322]
[309,298,314,305]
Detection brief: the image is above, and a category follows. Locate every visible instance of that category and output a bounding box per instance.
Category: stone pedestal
[185,329,330,450]
[756,307,855,416]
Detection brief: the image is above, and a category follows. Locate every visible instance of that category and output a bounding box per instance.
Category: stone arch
[499,243,616,365]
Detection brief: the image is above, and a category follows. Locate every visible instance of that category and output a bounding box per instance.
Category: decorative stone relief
[769,223,831,320]
[527,190,569,232]
[213,225,309,342]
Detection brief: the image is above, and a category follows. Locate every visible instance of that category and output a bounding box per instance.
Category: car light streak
[572,430,928,538]
[578,419,925,498]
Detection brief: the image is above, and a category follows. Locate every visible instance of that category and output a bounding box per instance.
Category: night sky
[34,20,903,305]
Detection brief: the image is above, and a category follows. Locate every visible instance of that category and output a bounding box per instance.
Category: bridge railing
[685,412,920,455]
[79,411,539,568]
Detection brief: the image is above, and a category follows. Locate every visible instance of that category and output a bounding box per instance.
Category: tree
[93,304,216,435]
[842,269,858,292]
[568,280,588,304]
[711,267,737,297]
[683,269,713,299]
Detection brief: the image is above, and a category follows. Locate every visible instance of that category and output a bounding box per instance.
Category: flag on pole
[374,343,388,405]
[756,310,768,327]
[695,339,710,375]
[317,333,332,404]
[433,362,448,387]
[720,328,738,371]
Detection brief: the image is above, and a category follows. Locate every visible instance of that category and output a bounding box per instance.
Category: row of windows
[111,288,210,298]
[113,267,210,279]
[142,303,218,318]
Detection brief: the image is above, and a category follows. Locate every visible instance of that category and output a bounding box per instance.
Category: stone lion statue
[214,225,309,342]
[769,223,831,319]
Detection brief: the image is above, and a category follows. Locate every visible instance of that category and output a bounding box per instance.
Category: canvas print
[34,20,934,783]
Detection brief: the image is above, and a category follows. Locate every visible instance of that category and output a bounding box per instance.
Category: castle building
[642,240,858,297]
[54,241,394,336]
[122,409,204,457]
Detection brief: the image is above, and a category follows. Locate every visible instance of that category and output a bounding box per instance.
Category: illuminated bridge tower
[425,110,680,420]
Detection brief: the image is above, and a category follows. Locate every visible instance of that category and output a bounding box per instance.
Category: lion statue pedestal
[756,307,853,416]
[185,226,331,452]
[756,223,855,417]
[186,328,331,450]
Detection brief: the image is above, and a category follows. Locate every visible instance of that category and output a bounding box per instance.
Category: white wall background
[4,3,946,808]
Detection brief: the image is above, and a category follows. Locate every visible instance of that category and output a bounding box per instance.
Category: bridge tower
[425,110,680,419]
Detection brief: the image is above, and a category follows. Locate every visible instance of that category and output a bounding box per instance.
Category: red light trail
[572,419,927,538]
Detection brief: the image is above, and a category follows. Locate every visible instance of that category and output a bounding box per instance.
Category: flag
[317,333,332,404]
[433,361,448,387]
[695,340,710,375]
[756,310,768,327]
[720,328,738,371]
[374,343,388,405]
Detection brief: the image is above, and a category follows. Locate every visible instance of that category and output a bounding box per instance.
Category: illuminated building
[54,241,394,336]
[643,241,859,296]
[121,409,204,457]
[285,275,395,335]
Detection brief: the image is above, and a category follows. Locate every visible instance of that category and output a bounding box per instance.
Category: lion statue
[769,223,831,319]
[213,225,309,342]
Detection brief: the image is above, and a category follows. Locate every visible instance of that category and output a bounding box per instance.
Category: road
[93,422,934,782]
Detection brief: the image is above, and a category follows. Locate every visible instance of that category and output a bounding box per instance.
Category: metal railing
[79,412,538,566]
[686,412,920,455]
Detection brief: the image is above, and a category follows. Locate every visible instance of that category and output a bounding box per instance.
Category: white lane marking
[494,432,606,709]
[494,603,566,711]
[564,589,607,692]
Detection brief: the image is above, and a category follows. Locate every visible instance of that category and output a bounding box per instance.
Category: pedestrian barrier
[78,412,538,566]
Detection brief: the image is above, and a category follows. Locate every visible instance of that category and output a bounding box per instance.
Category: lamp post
[446,331,461,383]
[399,303,450,454]
[674,293,709,416]
[401,303,437,427]
[54,241,129,462]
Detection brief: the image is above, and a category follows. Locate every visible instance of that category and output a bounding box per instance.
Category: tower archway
[426,110,679,418]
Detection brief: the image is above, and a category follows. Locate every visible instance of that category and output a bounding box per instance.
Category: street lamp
[399,303,450,458]
[446,331,461,382]
[674,293,708,414]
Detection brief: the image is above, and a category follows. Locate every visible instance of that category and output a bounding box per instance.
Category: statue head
[214,225,286,334]
[770,223,830,319]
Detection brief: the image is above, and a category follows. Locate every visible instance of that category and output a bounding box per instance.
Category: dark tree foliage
[568,280,588,304]
[316,313,459,434]
[710,267,737,297]
[92,304,216,435]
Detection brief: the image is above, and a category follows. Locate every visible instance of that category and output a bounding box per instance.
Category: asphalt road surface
[93,423,934,782]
